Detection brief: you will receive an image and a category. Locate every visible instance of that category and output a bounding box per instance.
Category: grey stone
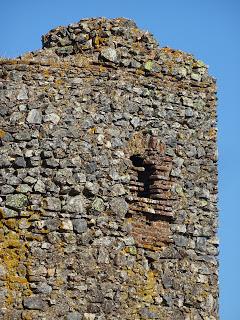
[185,107,194,117]
[66,312,83,320]
[44,113,60,124]
[64,195,85,213]
[27,109,42,124]
[91,198,105,212]
[140,307,158,319]
[130,117,140,128]
[6,194,28,210]
[191,72,201,81]
[162,273,173,288]
[163,295,174,307]
[43,158,59,168]
[100,48,119,63]
[84,181,99,196]
[17,86,28,100]
[83,313,96,320]
[43,197,61,211]
[182,97,193,107]
[110,198,128,217]
[35,282,52,294]
[174,235,188,247]
[23,296,46,310]
[16,184,32,193]
[72,218,88,233]
[14,156,26,168]
[56,45,74,55]
[34,179,46,193]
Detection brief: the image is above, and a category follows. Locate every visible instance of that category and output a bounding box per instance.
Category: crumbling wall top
[42,17,159,57]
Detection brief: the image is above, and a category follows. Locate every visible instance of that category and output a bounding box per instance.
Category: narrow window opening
[130,155,154,198]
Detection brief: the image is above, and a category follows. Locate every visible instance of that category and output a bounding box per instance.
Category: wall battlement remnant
[0,17,218,320]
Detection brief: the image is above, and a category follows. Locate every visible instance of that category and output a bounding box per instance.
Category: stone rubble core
[0,17,218,320]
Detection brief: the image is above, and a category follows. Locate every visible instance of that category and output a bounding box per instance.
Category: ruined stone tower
[0,18,218,320]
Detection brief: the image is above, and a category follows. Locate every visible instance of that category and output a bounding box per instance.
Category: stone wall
[0,18,218,320]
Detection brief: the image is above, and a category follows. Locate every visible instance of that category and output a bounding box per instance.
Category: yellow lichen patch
[88,127,96,134]
[99,65,107,73]
[54,78,64,86]
[209,127,217,140]
[0,220,32,309]
[136,270,157,303]
[0,129,6,139]
[3,219,18,230]
[123,257,159,318]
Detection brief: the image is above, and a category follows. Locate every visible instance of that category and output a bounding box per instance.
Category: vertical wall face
[0,18,218,320]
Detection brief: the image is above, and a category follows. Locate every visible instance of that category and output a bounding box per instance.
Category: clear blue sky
[1,1,239,318]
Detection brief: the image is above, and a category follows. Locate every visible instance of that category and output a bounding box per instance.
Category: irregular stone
[100,48,119,63]
[140,307,158,319]
[14,156,26,168]
[110,198,128,217]
[6,194,28,210]
[0,207,18,218]
[83,313,96,320]
[182,97,193,107]
[43,197,61,211]
[44,113,60,124]
[191,73,201,81]
[162,273,173,288]
[16,184,32,193]
[17,86,28,100]
[34,179,46,193]
[60,219,73,231]
[23,296,46,310]
[91,198,105,212]
[35,282,52,294]
[27,109,42,124]
[174,235,188,247]
[66,312,83,320]
[64,195,85,213]
[72,219,88,233]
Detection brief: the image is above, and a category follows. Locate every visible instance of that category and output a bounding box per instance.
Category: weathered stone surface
[110,198,128,216]
[43,197,61,211]
[64,195,85,213]
[23,296,46,310]
[27,109,42,124]
[66,312,83,320]
[100,48,119,63]
[72,218,88,233]
[0,17,218,320]
[5,194,28,210]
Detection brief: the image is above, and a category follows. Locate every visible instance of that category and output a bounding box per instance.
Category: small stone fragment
[17,86,28,100]
[72,218,88,233]
[83,314,95,320]
[27,109,42,124]
[91,198,105,212]
[0,207,18,218]
[66,312,83,320]
[60,219,73,231]
[23,296,46,310]
[44,113,60,124]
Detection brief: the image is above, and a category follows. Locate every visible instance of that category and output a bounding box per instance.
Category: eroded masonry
[0,18,218,320]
